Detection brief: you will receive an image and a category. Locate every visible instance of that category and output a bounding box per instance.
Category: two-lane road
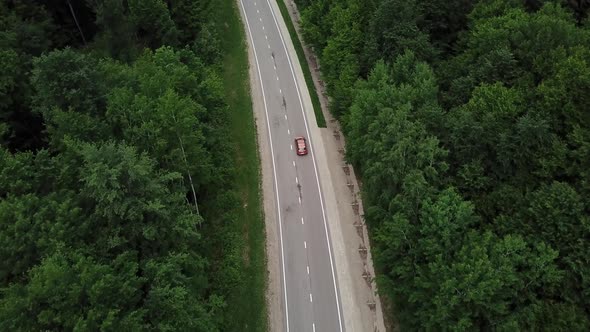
[239,0,344,331]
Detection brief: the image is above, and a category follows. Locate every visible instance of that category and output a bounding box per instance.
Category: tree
[364,0,436,67]
[169,0,207,44]
[128,0,179,48]
[376,188,563,330]
[523,182,590,308]
[320,1,364,115]
[301,0,590,328]
[346,53,447,206]
[93,0,138,61]
[300,0,332,51]
[0,251,146,331]
[0,4,53,150]
[1,1,240,330]
[32,48,105,117]
[418,0,475,53]
[103,47,215,206]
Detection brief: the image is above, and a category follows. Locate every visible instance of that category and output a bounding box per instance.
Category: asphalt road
[239,0,344,331]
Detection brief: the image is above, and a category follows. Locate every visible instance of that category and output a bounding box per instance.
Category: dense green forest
[0,0,260,330]
[295,0,590,329]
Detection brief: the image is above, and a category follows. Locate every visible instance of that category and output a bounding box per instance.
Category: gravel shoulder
[239,0,387,330]
[237,2,285,331]
[272,1,387,331]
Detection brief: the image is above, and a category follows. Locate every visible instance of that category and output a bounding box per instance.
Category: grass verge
[213,1,267,331]
[275,0,326,128]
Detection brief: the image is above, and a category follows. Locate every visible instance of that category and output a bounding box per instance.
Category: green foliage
[212,0,267,328]
[365,0,436,66]
[276,0,327,127]
[32,48,105,117]
[128,0,179,48]
[418,0,475,52]
[1,0,260,330]
[0,3,53,150]
[300,0,332,51]
[93,0,138,61]
[0,140,219,330]
[301,0,590,329]
[441,3,589,108]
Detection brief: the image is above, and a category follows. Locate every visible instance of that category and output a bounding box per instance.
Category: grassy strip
[275,0,326,128]
[214,1,267,331]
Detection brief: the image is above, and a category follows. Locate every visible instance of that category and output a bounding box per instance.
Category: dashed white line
[274,64,276,70]
[279,88,282,94]
[301,217,304,224]
[265,35,268,40]
[288,129,291,135]
[262,25,265,30]
[290,144,293,150]
[257,9,259,13]
[293,161,296,167]
[295,176,298,184]
[284,114,287,120]
[259,17,262,22]
[307,266,310,274]
[264,0,344,329]
[267,44,270,48]
[298,196,301,204]
[309,293,313,303]
[276,76,279,81]
[304,241,307,249]
[239,2,290,330]
[313,323,316,332]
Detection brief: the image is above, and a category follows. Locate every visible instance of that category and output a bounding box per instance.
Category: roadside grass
[275,0,327,128]
[213,0,267,331]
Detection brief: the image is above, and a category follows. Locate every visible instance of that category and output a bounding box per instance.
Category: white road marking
[276,76,279,81]
[288,129,291,135]
[307,266,310,274]
[238,2,290,330]
[274,64,276,70]
[298,196,301,204]
[265,35,268,40]
[295,176,298,184]
[257,9,259,13]
[284,114,287,120]
[301,217,304,224]
[264,1,344,330]
[290,144,293,150]
[310,293,313,303]
[279,88,282,94]
[267,44,270,49]
[304,241,307,249]
[262,26,265,30]
[313,323,316,332]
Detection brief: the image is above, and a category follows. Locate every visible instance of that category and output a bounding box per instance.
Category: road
[238,0,344,331]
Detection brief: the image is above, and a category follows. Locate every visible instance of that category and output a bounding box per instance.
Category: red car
[294,136,308,156]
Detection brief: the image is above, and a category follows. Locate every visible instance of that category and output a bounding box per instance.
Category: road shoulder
[236,1,285,331]
[269,0,388,331]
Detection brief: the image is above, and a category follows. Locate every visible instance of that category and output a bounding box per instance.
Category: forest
[0,0,256,330]
[295,0,590,330]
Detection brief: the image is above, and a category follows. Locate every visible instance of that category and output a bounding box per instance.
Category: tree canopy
[1,0,246,330]
[297,0,590,329]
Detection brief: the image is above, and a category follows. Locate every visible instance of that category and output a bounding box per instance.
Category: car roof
[296,137,306,148]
